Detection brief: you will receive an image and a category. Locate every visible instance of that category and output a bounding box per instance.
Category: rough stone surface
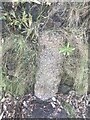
[35,31,64,101]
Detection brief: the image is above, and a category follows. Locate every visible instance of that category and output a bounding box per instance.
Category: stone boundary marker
[35,31,64,101]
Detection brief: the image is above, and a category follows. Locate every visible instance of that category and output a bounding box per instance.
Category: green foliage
[1,1,43,97]
[2,34,38,97]
[59,42,75,56]
[3,9,32,31]
[74,58,88,95]
[62,101,76,118]
[2,74,26,96]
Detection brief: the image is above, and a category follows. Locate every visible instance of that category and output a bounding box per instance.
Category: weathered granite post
[35,31,64,101]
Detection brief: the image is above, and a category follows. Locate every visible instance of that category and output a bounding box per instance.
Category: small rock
[52,97,57,102]
[23,101,28,108]
[3,105,7,111]
[51,102,56,108]
[1,98,5,103]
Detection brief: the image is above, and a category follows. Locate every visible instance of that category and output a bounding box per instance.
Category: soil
[0,90,89,119]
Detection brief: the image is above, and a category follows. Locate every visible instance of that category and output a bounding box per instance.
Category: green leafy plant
[3,9,32,30]
[59,42,75,56]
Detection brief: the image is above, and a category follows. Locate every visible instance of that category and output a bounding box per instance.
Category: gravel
[0,90,89,119]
